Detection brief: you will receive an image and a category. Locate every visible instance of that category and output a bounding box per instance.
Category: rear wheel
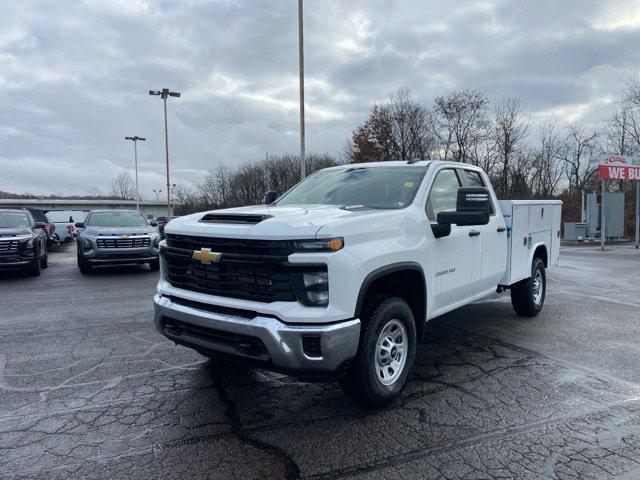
[340,296,416,408]
[511,257,546,316]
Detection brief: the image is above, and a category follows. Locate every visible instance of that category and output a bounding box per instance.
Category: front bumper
[0,256,34,268]
[154,294,360,375]
[82,245,158,265]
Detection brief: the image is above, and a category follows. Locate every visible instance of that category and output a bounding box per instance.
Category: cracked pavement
[1,242,639,479]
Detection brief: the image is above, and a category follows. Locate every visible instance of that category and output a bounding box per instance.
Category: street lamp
[298,0,306,180]
[153,189,162,202]
[149,88,181,216]
[124,136,146,211]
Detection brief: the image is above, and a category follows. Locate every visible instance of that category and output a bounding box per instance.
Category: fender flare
[527,242,548,273]
[354,261,427,318]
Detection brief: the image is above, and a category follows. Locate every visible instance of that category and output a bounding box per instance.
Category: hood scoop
[199,213,273,225]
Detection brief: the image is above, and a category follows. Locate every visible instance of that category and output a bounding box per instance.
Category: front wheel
[77,251,92,275]
[340,296,416,408]
[511,257,546,317]
[27,257,41,277]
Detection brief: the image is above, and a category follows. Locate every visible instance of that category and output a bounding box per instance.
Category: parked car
[26,207,59,250]
[76,210,160,274]
[153,216,178,238]
[154,160,562,407]
[0,208,48,276]
[46,210,85,243]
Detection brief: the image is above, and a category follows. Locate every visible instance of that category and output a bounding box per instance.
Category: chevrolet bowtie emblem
[120,235,129,239]
[192,248,222,264]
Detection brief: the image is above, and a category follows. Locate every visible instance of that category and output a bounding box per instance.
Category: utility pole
[298,0,306,180]
[149,88,181,216]
[601,179,606,251]
[124,136,146,211]
[636,180,640,248]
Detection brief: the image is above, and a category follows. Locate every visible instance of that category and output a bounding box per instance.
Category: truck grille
[162,234,298,303]
[97,237,151,248]
[0,239,20,252]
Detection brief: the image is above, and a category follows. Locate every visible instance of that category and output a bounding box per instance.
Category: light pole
[153,189,162,202]
[298,0,306,180]
[149,88,181,215]
[124,136,146,211]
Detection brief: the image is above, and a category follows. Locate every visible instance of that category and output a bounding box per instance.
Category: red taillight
[67,225,74,234]
[45,225,51,234]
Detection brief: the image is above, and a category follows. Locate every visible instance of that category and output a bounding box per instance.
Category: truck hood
[165,204,390,240]
[82,226,158,237]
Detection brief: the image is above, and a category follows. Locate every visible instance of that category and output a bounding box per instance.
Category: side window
[458,169,496,215]
[426,169,461,221]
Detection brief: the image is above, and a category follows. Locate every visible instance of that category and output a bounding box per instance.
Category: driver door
[426,168,481,312]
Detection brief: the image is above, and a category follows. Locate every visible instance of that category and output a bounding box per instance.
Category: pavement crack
[212,374,301,480]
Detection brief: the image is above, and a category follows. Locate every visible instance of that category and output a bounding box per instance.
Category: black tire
[340,296,416,408]
[149,259,160,271]
[40,253,48,269]
[511,257,546,317]
[77,251,92,275]
[27,257,41,277]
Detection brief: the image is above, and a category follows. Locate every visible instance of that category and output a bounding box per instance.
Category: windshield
[86,212,148,227]
[0,212,30,228]
[276,166,427,209]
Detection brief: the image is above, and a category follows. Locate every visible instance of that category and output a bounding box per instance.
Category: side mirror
[75,222,85,229]
[436,187,491,228]
[263,190,277,204]
[149,221,158,227]
[34,222,46,229]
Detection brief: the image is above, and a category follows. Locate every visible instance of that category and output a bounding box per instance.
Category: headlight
[26,237,34,248]
[291,237,343,252]
[293,270,329,306]
[83,238,92,249]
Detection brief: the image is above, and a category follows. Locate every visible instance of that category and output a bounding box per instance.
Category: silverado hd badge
[192,248,222,265]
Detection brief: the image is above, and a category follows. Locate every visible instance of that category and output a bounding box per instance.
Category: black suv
[0,209,48,276]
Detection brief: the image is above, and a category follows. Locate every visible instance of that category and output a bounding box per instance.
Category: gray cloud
[1,0,639,196]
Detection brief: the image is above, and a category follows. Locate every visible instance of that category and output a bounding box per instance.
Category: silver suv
[76,210,160,274]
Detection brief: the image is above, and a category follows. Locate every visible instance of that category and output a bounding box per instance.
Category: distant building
[0,199,179,219]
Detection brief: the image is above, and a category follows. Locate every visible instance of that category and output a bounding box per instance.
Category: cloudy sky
[1,0,640,197]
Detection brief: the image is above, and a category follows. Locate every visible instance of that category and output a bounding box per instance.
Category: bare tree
[348,88,434,163]
[529,118,563,197]
[86,186,103,198]
[558,123,599,195]
[492,98,529,196]
[432,89,489,163]
[110,171,135,199]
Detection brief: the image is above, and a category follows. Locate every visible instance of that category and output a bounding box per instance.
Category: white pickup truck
[154,161,561,406]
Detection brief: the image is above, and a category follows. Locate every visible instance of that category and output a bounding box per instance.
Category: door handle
[497,227,506,233]
[469,230,481,237]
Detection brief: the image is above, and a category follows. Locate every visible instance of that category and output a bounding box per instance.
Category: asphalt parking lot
[1,242,640,479]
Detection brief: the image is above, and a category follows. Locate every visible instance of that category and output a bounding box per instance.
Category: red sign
[599,155,640,180]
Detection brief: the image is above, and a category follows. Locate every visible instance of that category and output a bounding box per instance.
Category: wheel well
[356,267,426,340]
[533,245,548,267]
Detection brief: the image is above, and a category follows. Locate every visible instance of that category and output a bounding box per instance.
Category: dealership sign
[599,155,640,180]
